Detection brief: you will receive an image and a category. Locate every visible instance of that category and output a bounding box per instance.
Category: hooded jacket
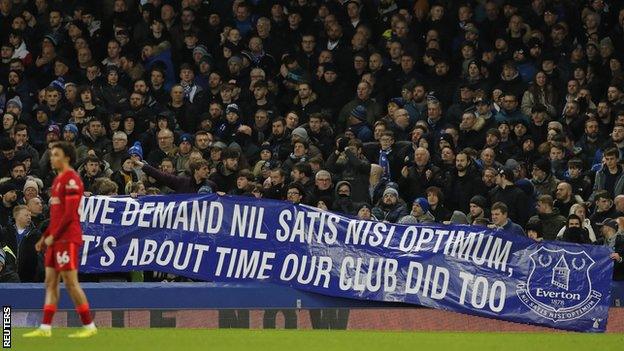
[528,210,567,241]
[326,149,371,203]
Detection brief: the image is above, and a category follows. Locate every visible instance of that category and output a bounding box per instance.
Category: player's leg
[61,268,97,338]
[43,267,61,326]
[23,267,59,337]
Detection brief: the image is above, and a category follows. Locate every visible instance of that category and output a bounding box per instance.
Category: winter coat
[326,149,371,203]
[528,211,567,241]
[591,165,624,201]
[372,201,409,223]
[489,184,531,226]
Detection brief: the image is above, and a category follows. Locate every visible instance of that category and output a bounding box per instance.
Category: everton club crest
[516,247,602,323]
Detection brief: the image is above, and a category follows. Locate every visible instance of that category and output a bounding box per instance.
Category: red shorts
[44,241,80,271]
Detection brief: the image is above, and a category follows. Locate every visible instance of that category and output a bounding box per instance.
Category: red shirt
[46,169,84,245]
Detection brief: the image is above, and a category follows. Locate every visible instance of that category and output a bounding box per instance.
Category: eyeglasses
[287,191,300,196]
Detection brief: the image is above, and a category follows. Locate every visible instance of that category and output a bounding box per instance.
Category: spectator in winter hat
[468,195,487,223]
[45,125,61,144]
[531,158,558,196]
[347,105,373,142]
[372,186,409,223]
[128,141,143,161]
[399,197,435,224]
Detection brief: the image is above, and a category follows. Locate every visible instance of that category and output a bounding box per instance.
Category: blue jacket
[500,219,526,237]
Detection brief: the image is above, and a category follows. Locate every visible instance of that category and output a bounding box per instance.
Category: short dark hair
[491,201,508,215]
[189,159,209,174]
[293,162,312,177]
[52,141,76,165]
[567,214,581,224]
[604,147,619,158]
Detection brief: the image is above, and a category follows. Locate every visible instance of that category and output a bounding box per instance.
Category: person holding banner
[134,158,216,194]
[24,142,97,338]
[598,218,624,280]
[489,201,526,236]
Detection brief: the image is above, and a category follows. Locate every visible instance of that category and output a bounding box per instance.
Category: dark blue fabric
[78,194,614,332]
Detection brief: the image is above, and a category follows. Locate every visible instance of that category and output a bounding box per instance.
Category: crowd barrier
[3,282,624,332]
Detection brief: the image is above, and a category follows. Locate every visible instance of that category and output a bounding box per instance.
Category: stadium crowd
[0,0,624,283]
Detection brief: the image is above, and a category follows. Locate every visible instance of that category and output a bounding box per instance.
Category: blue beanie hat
[414,197,430,213]
[350,105,367,121]
[63,123,78,135]
[128,141,143,160]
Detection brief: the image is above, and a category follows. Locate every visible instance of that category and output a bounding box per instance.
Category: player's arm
[50,175,82,239]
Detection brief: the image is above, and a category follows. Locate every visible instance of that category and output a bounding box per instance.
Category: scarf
[379,149,391,180]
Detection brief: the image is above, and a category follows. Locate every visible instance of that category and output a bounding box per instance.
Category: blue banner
[78,194,614,332]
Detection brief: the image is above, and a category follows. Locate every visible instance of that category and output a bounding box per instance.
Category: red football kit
[44,169,84,271]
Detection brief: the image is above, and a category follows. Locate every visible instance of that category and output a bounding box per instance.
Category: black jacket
[209,162,238,193]
[489,184,531,226]
[397,163,444,203]
[326,150,371,204]
[0,224,43,282]
[0,245,20,282]
[444,163,486,214]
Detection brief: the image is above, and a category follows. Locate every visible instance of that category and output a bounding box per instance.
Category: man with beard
[6,162,27,195]
[304,113,333,158]
[372,186,409,223]
[596,100,614,139]
[265,118,290,161]
[209,148,240,193]
[127,92,153,130]
[445,151,485,213]
[403,81,427,123]
[595,124,624,167]
[554,182,578,217]
[467,195,488,224]
[482,166,498,192]
[576,118,601,168]
[560,100,586,140]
